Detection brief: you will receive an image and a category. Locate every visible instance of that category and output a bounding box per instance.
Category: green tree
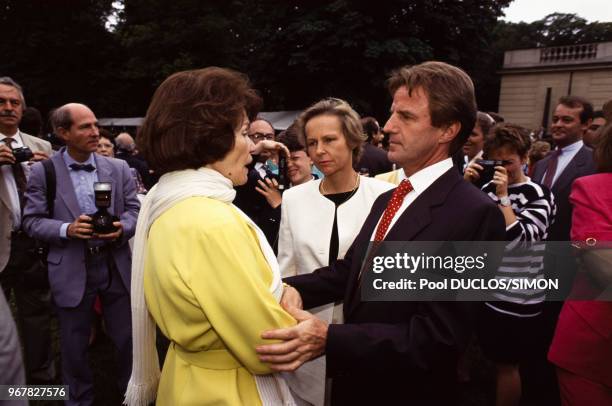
[0,0,121,118]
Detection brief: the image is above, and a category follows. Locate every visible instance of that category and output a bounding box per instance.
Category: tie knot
[394,179,413,198]
[2,137,15,147]
[70,163,95,172]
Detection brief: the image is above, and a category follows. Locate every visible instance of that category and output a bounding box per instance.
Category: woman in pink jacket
[548,123,612,405]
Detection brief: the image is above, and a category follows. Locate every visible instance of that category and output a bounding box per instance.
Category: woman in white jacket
[278,98,394,406]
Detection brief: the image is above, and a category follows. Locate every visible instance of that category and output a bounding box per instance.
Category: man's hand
[256,178,282,208]
[94,221,123,241]
[30,150,50,162]
[252,140,290,159]
[0,144,15,165]
[67,215,94,239]
[256,306,328,372]
[280,284,303,310]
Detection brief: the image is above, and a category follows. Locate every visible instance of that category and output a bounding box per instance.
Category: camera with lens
[89,182,119,234]
[475,159,512,187]
[277,154,290,192]
[11,146,34,163]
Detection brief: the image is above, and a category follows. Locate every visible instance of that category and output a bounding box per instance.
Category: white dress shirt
[0,131,31,230]
[372,158,454,240]
[544,140,584,187]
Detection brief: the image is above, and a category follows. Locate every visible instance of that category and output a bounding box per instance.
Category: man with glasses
[234,117,281,248]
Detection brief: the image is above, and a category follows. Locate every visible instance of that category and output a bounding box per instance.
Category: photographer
[465,123,556,406]
[0,76,55,385]
[22,103,139,404]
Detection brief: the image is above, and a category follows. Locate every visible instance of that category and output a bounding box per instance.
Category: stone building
[498,41,612,131]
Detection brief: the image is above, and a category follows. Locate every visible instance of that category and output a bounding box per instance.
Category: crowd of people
[0,59,610,406]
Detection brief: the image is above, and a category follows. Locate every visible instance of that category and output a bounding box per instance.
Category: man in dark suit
[23,103,140,405]
[356,116,393,176]
[234,117,280,246]
[257,62,506,405]
[526,95,597,405]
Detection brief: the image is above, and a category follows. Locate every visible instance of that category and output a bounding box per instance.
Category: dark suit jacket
[234,160,280,248]
[355,143,393,177]
[286,168,506,405]
[532,145,596,242]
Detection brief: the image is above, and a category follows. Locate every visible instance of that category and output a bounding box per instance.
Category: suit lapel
[345,168,461,317]
[344,196,388,314]
[54,151,83,219]
[20,132,36,150]
[0,170,11,214]
[532,154,551,183]
[553,146,589,193]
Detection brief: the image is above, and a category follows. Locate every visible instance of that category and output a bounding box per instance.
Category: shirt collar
[405,158,454,194]
[0,130,24,147]
[63,148,96,170]
[559,140,583,154]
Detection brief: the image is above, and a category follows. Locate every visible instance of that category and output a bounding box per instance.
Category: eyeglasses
[249,132,275,141]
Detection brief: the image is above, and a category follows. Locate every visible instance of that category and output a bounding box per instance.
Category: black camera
[475,159,512,186]
[12,146,33,163]
[277,154,290,192]
[89,182,119,234]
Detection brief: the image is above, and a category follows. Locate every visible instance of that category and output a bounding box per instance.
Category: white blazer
[278,176,394,406]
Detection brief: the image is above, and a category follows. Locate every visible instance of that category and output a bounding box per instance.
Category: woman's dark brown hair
[484,123,532,158]
[595,123,612,173]
[138,67,262,175]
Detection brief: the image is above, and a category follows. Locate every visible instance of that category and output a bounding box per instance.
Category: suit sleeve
[285,240,355,309]
[22,161,65,246]
[117,160,140,246]
[188,219,296,375]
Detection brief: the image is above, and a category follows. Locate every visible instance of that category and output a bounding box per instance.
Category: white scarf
[124,167,295,406]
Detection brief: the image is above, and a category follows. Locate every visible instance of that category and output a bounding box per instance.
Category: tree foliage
[1,1,610,123]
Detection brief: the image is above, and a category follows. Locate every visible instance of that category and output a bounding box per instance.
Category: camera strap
[41,159,56,217]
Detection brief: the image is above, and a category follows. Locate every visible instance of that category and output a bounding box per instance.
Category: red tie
[542,149,561,188]
[374,179,414,241]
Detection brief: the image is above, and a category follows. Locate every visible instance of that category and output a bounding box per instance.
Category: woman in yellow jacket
[124,67,298,406]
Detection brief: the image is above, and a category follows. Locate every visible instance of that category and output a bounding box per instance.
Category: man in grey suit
[23,103,140,405]
[0,76,55,384]
[527,95,597,405]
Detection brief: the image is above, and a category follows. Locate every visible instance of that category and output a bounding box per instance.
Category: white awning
[98,111,301,130]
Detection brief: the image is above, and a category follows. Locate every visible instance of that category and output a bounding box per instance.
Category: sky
[503,0,612,23]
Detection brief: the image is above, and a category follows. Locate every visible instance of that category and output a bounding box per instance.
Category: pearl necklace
[320,172,360,195]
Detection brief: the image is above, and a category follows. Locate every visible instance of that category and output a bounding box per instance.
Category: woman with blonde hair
[278,98,393,405]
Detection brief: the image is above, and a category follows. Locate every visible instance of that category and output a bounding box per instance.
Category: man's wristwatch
[499,196,511,207]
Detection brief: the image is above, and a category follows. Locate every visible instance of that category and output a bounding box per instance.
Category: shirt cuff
[505,220,519,232]
[60,223,70,239]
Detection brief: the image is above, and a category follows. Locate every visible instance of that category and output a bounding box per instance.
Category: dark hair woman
[125,67,297,406]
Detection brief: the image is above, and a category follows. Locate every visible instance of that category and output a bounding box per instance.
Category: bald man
[114,131,154,189]
[22,103,140,405]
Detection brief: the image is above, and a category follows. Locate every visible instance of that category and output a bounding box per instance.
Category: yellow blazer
[144,197,296,406]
